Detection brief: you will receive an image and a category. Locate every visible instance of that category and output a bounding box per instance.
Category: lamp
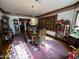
[29,17,38,34]
[29,17,38,25]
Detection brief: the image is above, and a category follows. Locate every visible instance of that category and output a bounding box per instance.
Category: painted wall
[57,10,75,23]
[0,12,3,20]
[39,7,79,36]
[57,9,76,32]
[8,15,31,34]
[58,8,79,29]
[40,7,79,26]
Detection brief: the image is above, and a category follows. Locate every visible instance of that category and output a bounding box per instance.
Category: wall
[40,9,77,26]
[40,7,79,30]
[57,9,76,33]
[57,10,75,23]
[0,12,3,20]
[38,7,79,36]
[7,15,31,34]
[57,8,79,29]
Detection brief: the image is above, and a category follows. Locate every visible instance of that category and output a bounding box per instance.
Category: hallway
[7,35,68,59]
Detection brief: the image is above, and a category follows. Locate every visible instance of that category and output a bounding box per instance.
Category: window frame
[74,11,79,27]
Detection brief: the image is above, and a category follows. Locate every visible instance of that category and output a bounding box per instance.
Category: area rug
[6,40,33,59]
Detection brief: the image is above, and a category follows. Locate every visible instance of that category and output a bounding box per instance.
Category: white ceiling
[0,0,78,16]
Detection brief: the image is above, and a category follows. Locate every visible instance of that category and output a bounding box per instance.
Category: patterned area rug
[5,35,68,59]
[6,37,33,59]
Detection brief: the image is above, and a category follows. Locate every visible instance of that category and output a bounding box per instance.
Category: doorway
[19,18,30,33]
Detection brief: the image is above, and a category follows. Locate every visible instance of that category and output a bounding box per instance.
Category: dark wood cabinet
[1,15,13,41]
[1,16,9,41]
[67,35,79,48]
[1,17,9,33]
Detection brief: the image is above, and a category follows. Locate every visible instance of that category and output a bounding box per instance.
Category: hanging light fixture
[35,0,38,1]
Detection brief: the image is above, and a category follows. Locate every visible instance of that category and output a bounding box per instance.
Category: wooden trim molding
[4,13,32,17]
[38,1,79,18]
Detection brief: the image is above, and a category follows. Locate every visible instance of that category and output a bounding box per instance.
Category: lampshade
[30,18,38,25]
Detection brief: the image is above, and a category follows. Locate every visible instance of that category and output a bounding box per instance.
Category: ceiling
[0,0,78,16]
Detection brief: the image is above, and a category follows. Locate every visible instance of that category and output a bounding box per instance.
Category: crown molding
[4,13,32,17]
[0,7,33,17]
[0,7,10,14]
[37,1,79,18]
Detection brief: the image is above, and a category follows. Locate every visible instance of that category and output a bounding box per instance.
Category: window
[75,11,79,26]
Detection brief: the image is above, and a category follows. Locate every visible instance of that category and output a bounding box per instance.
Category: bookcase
[38,15,57,31]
